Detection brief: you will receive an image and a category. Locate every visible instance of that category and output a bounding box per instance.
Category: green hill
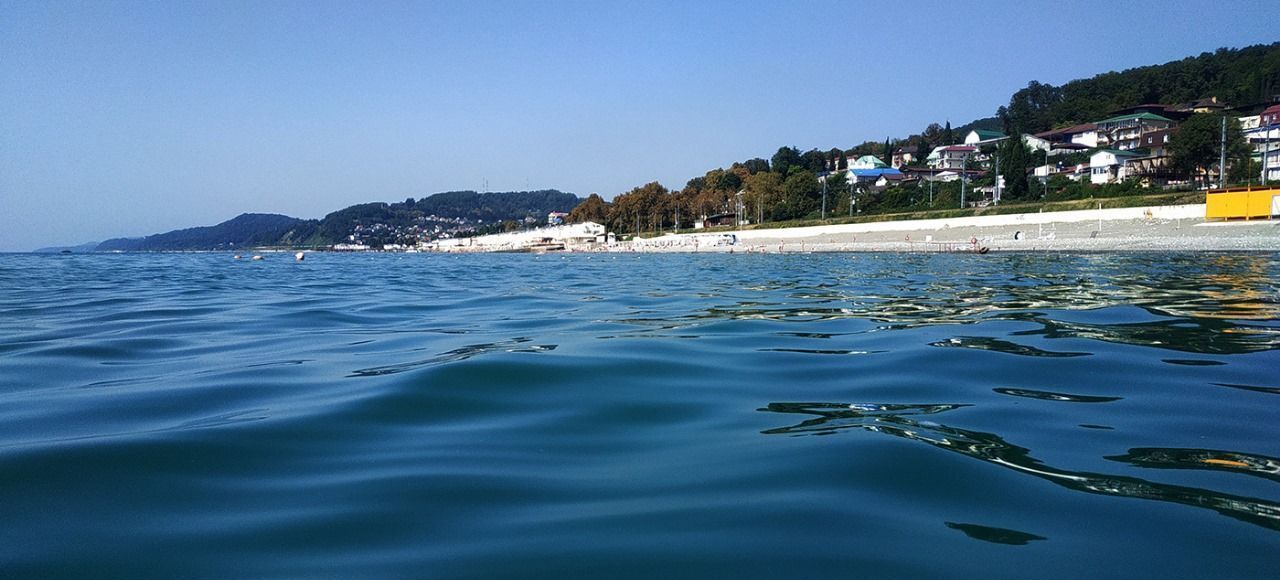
[91,189,582,251]
[996,43,1280,133]
[96,214,317,252]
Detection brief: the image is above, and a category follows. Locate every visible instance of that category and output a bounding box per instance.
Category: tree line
[569,42,1278,233]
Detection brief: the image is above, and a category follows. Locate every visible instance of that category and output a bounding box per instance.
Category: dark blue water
[2,252,1278,578]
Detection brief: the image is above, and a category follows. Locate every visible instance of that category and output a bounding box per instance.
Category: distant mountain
[34,241,101,254]
[84,189,582,251]
[96,213,318,251]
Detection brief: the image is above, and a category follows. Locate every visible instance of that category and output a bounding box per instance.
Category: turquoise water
[1,252,1278,578]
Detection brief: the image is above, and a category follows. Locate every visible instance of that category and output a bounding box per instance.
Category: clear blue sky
[1,0,1275,250]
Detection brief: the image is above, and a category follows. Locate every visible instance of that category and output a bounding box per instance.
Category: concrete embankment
[626,204,1280,252]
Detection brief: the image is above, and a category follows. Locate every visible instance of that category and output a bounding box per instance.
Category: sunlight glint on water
[0,252,1277,579]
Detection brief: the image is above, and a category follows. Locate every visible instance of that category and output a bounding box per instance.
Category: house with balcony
[1095,112,1175,151]
[891,146,917,168]
[1124,128,1180,186]
[846,155,903,184]
[1090,149,1143,184]
[927,145,977,170]
[1245,104,1280,182]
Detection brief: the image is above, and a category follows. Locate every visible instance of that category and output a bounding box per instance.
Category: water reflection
[1213,383,1280,396]
[1107,448,1280,483]
[930,337,1088,358]
[944,522,1046,545]
[602,254,1279,355]
[348,338,556,377]
[1010,315,1278,355]
[759,402,1280,531]
[992,388,1121,403]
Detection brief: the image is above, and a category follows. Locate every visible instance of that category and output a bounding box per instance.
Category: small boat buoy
[233,254,242,260]
[295,251,305,261]
[252,255,263,261]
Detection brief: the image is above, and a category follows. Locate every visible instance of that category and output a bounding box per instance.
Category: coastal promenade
[625,204,1279,253]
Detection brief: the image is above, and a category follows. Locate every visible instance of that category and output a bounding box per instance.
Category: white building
[1090,150,1143,184]
[434,222,607,252]
[964,129,1007,146]
[849,155,889,170]
[927,145,977,170]
[1095,113,1174,151]
[1246,105,1280,182]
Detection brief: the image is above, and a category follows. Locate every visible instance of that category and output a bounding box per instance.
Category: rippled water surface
[2,252,1278,578]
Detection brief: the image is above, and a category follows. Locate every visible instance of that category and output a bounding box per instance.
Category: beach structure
[433,221,607,252]
[1205,186,1280,220]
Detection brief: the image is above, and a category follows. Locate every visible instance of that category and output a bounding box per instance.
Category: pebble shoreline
[612,204,1280,253]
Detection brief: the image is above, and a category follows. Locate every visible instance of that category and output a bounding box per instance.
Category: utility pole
[1043,147,1049,199]
[960,151,968,209]
[994,148,1001,205]
[736,190,745,227]
[1219,115,1227,189]
[849,179,854,216]
[821,177,827,219]
[1264,129,1272,185]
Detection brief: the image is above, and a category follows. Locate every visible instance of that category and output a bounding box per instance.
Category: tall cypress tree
[1000,137,1031,200]
[943,121,954,145]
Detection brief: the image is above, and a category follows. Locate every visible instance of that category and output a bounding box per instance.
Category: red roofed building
[1262,104,1280,127]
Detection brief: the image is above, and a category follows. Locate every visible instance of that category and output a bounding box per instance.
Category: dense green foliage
[412,190,580,223]
[997,43,1280,134]
[314,189,579,243]
[567,193,609,224]
[998,138,1033,201]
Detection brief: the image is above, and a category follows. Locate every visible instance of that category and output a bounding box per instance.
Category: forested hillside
[314,190,580,243]
[97,214,317,251]
[997,43,1280,133]
[94,190,583,250]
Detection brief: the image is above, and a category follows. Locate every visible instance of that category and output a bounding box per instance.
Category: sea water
[1,252,1277,578]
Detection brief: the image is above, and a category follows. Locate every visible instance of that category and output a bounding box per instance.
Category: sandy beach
[619,204,1280,253]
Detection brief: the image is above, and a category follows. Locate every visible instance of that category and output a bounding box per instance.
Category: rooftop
[850,167,903,177]
[969,129,1006,140]
[1096,112,1174,125]
[1093,149,1144,157]
[1034,122,1098,138]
